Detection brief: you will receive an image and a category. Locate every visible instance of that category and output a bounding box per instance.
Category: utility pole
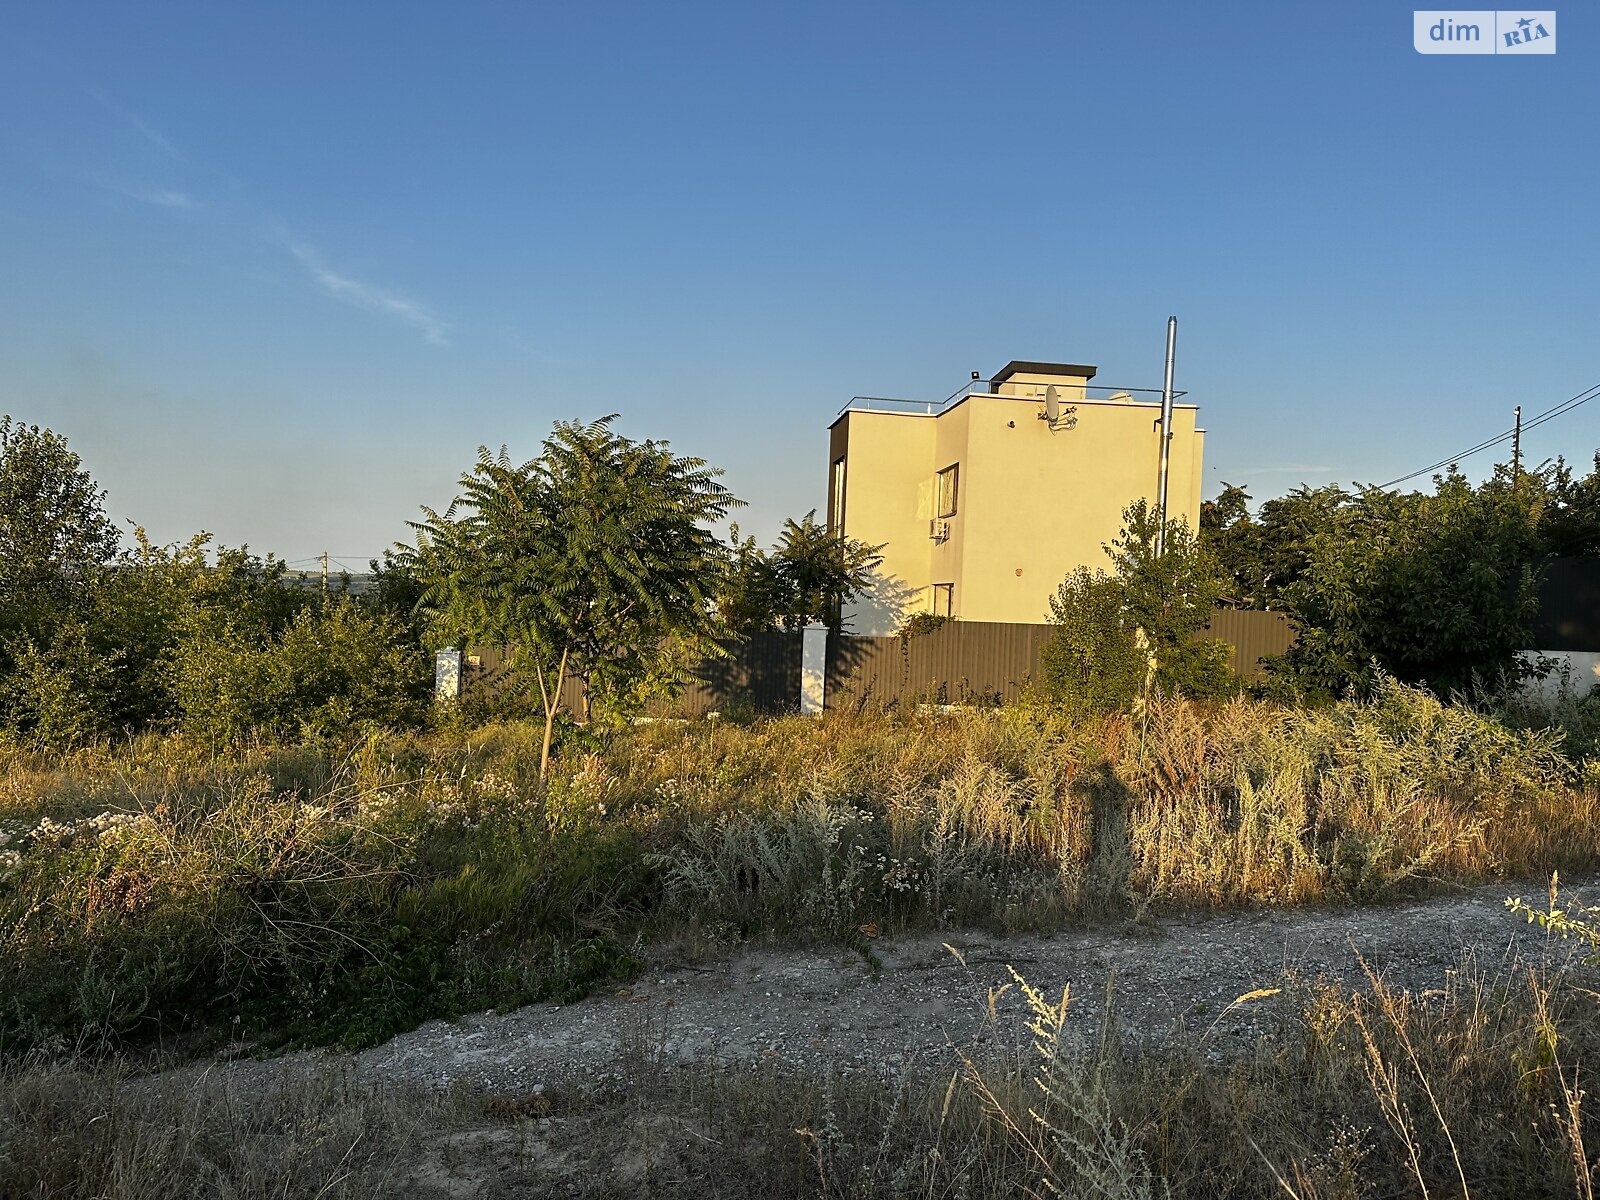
[320,551,329,599]
[1155,315,1177,556]
[1512,405,1523,485]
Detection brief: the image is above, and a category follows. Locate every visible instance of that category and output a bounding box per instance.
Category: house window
[830,456,847,534]
[932,583,954,618]
[936,463,959,518]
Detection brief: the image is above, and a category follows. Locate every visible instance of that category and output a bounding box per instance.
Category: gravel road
[195,874,1596,1097]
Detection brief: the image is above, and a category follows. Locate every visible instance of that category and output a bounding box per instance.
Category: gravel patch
[190,875,1596,1095]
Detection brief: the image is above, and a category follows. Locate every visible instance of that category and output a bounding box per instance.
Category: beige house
[827,360,1205,634]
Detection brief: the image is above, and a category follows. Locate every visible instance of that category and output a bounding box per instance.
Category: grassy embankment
[2,679,1596,1054]
[4,680,1600,1195]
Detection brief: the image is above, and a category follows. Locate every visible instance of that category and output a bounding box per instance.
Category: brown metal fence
[461,612,1297,717]
[824,611,1297,711]
[659,631,802,717]
[464,632,801,718]
[826,622,1055,709]
[1202,608,1299,677]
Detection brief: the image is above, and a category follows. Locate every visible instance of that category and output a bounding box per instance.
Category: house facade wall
[830,382,1205,634]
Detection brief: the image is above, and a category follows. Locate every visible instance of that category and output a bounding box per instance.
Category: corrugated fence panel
[1201,609,1298,678]
[1534,558,1600,651]
[644,631,802,717]
[463,632,802,718]
[827,621,1057,710]
[462,613,1299,717]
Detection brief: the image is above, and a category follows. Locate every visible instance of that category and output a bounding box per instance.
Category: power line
[284,554,383,567]
[1379,379,1600,489]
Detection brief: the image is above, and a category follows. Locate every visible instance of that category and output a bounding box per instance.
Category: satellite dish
[1044,385,1060,424]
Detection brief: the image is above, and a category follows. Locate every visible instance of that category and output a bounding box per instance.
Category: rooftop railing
[838,381,1187,417]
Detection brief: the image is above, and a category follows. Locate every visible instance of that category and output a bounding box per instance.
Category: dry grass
[2,679,1597,1054]
[632,681,1600,933]
[0,1056,462,1199]
[2,955,1595,1199]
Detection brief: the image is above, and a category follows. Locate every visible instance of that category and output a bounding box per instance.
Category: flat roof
[990,360,1099,383]
[829,393,1199,430]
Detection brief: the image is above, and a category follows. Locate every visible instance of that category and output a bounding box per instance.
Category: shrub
[3,681,1597,1054]
[168,599,429,744]
[1038,567,1149,718]
[1041,501,1237,715]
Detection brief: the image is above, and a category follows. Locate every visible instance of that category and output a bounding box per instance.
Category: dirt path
[212,876,1597,1096]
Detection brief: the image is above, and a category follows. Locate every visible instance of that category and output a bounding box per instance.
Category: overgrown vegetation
[6,413,1600,1193]
[1201,460,1600,699]
[3,682,1597,1055]
[1040,499,1235,715]
[0,423,433,749]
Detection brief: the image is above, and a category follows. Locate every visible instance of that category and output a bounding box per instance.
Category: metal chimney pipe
[1155,316,1177,556]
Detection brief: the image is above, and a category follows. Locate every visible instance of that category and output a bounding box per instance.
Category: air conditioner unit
[930,519,950,542]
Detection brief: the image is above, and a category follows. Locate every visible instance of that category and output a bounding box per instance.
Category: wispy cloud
[105,182,199,210]
[88,89,186,161]
[286,239,451,347]
[124,110,184,159]
[79,79,450,348]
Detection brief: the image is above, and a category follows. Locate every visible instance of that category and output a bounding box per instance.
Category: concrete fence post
[434,648,463,702]
[801,623,828,715]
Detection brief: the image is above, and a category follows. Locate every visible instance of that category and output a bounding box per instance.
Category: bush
[3,681,1596,1054]
[1040,501,1237,715]
[168,599,430,743]
[1038,567,1149,718]
[0,623,122,746]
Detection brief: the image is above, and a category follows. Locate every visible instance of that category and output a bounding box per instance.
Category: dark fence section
[461,613,1297,717]
[664,631,802,717]
[1534,558,1600,651]
[1204,608,1298,676]
[827,621,1055,710]
[463,632,802,718]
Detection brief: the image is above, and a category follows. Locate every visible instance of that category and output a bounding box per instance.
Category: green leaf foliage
[1040,500,1236,716]
[404,416,738,721]
[718,510,882,635]
[0,416,121,651]
[1272,470,1545,698]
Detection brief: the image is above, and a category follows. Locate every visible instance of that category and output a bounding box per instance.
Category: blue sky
[1,2,1594,565]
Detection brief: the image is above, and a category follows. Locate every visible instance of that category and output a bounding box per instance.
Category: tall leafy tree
[1538,453,1600,558]
[0,416,120,642]
[1276,469,1545,698]
[1041,500,1235,716]
[718,511,881,634]
[406,416,736,776]
[1200,482,1350,610]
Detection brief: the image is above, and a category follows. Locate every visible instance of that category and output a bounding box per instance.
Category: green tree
[1275,468,1544,698]
[406,416,736,777]
[0,417,120,644]
[1538,453,1600,558]
[1199,482,1255,605]
[1040,501,1235,716]
[718,511,881,634]
[1037,566,1151,719]
[1200,482,1350,610]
